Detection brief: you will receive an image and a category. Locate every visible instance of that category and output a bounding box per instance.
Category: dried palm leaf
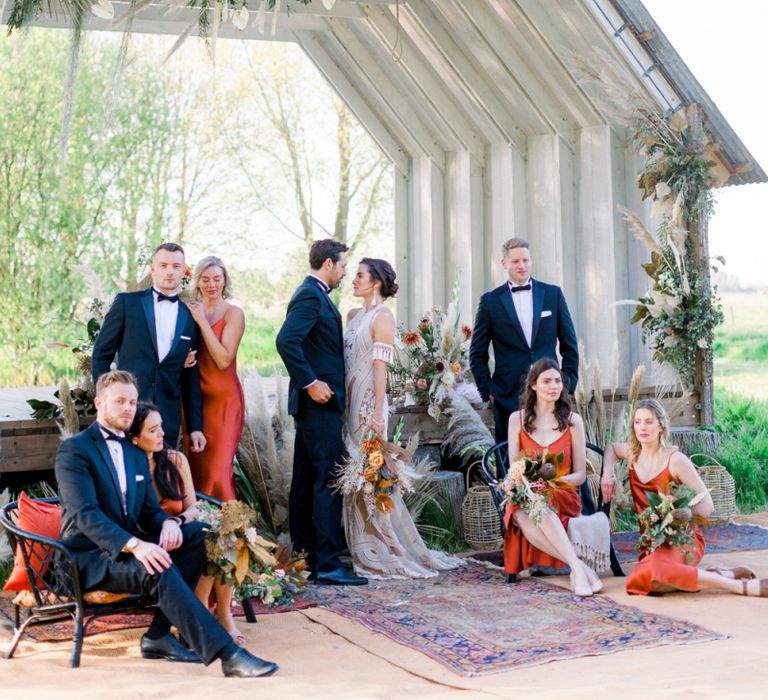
[592,362,606,448]
[57,378,80,439]
[441,392,494,470]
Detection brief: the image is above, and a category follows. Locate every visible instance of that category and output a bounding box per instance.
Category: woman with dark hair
[129,403,247,646]
[603,399,766,596]
[343,258,461,578]
[503,358,606,596]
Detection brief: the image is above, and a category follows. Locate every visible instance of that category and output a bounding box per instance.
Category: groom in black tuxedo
[470,238,579,442]
[276,239,366,586]
[55,370,277,676]
[92,242,206,451]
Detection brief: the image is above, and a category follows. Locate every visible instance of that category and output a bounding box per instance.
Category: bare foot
[216,613,248,647]
[579,561,604,593]
[569,565,593,597]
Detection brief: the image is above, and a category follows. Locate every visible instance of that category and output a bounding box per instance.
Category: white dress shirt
[509,277,533,347]
[152,288,179,362]
[98,424,128,513]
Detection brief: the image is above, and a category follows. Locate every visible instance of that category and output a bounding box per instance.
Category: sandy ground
[1,545,768,700]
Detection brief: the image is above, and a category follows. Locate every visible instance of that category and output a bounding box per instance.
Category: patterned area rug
[614,522,768,562]
[305,562,726,676]
[0,594,312,643]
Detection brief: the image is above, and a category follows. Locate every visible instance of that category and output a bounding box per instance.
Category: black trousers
[493,403,513,444]
[290,407,345,574]
[94,522,231,665]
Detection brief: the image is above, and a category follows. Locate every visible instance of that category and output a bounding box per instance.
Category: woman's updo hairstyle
[360,257,398,299]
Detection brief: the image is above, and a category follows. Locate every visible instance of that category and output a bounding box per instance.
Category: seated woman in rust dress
[504,358,605,597]
[129,403,247,645]
[602,399,766,597]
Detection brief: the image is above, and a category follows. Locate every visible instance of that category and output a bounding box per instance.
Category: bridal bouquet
[335,419,415,518]
[196,500,308,607]
[637,482,707,562]
[496,450,574,526]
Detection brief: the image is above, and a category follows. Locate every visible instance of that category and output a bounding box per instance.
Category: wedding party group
[49,236,767,680]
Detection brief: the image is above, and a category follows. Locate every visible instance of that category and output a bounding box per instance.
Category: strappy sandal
[216,613,248,647]
[742,579,768,597]
[707,566,757,580]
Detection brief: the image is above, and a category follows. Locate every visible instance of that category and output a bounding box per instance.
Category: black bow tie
[103,429,127,443]
[155,291,179,303]
[509,283,531,293]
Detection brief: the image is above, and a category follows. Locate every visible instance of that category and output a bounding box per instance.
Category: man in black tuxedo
[470,238,579,442]
[92,242,206,451]
[55,370,277,676]
[276,239,366,586]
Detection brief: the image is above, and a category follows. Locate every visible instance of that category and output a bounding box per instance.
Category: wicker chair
[480,441,625,583]
[0,491,246,667]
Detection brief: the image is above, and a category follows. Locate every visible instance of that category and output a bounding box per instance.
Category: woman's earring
[372,290,380,307]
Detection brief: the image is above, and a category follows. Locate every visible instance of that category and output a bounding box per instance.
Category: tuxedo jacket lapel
[124,448,138,519]
[164,302,189,362]
[88,425,126,519]
[140,290,159,358]
[530,280,545,345]
[498,286,529,347]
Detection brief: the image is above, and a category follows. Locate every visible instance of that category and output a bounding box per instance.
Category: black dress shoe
[314,566,368,586]
[221,649,279,678]
[140,633,202,663]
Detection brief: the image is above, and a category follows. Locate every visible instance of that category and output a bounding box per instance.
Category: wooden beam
[394,162,412,325]
[364,5,488,163]
[325,16,447,169]
[296,31,410,175]
[401,1,528,155]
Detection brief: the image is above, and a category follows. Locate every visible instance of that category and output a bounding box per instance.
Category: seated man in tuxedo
[92,242,206,451]
[469,237,579,442]
[55,370,277,677]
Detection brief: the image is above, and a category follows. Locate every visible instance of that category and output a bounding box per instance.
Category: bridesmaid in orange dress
[503,358,604,597]
[183,255,245,502]
[130,403,248,646]
[183,256,247,642]
[602,399,767,597]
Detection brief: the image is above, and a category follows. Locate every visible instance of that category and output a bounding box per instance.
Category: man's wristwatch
[123,536,139,554]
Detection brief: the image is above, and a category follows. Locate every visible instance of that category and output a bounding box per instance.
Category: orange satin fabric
[160,498,183,517]
[502,427,582,574]
[626,456,705,595]
[183,317,243,501]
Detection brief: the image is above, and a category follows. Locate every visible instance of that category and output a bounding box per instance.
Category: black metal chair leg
[241,597,258,624]
[505,573,517,584]
[70,610,85,668]
[5,612,37,660]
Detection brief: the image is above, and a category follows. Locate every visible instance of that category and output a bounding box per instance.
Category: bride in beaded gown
[342,258,462,579]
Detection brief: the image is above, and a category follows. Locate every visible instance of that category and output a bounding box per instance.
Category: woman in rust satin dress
[130,403,249,646]
[184,256,247,642]
[602,399,767,597]
[503,358,603,597]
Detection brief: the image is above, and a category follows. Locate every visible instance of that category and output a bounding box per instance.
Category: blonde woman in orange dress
[183,255,247,643]
[504,358,605,597]
[602,399,766,596]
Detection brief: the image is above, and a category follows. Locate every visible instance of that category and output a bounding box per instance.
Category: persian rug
[305,562,726,676]
[613,522,768,563]
[0,594,311,643]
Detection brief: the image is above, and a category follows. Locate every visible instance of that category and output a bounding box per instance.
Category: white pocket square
[541,310,552,318]
[135,475,145,482]
[180,335,191,340]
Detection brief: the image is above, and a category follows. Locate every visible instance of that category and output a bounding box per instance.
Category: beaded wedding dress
[342,305,463,579]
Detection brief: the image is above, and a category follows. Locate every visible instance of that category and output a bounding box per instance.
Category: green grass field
[714,291,768,400]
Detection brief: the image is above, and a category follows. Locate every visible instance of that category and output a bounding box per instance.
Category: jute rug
[305,562,726,677]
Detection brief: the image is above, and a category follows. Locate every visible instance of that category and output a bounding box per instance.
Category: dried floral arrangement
[572,49,724,390]
[637,481,707,563]
[496,450,574,526]
[389,284,478,421]
[196,499,308,606]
